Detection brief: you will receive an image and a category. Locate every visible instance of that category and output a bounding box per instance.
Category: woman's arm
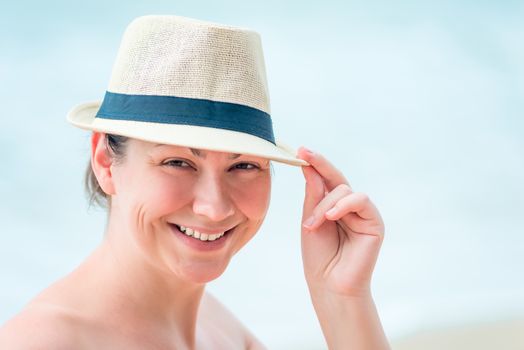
[297,147,390,350]
[309,291,390,349]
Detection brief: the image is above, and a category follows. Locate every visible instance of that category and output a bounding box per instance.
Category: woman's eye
[232,162,259,170]
[163,159,192,168]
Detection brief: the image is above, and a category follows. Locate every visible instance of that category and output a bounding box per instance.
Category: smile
[173,224,233,242]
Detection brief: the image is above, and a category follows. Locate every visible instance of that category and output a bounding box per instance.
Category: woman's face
[109,138,272,284]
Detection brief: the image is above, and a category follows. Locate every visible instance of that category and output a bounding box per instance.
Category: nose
[191,172,235,222]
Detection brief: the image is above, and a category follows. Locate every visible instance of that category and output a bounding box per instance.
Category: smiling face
[103,137,272,284]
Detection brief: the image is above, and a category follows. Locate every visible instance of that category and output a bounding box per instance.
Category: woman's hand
[297,147,385,298]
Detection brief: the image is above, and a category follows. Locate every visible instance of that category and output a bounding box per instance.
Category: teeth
[177,225,227,242]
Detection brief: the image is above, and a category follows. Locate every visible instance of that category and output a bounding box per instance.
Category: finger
[297,146,350,192]
[325,192,384,235]
[302,183,353,230]
[301,164,326,223]
[336,212,384,237]
[300,165,342,272]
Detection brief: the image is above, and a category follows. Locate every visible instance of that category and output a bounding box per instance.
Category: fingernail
[326,207,337,216]
[303,215,315,228]
[302,147,314,155]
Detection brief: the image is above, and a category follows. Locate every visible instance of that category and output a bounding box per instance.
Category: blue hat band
[95,91,276,144]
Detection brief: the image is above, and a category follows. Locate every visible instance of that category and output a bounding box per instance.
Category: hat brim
[67,101,309,167]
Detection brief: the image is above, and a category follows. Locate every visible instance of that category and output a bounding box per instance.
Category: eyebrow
[190,148,241,159]
[153,144,240,159]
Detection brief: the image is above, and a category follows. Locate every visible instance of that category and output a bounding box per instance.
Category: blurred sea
[1,1,523,348]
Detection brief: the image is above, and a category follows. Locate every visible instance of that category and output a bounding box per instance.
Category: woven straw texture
[108,15,271,114]
[67,15,309,166]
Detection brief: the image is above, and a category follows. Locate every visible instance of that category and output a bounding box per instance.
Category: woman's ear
[91,132,116,196]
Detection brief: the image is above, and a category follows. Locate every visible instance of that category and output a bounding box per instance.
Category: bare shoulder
[199,291,267,350]
[0,302,85,350]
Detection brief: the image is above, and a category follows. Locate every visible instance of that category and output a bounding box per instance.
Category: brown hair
[85,134,128,207]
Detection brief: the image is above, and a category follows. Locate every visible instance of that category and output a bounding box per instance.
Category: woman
[0,15,390,349]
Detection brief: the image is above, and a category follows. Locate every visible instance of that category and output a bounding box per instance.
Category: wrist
[308,288,390,350]
[309,288,375,321]
[307,281,372,301]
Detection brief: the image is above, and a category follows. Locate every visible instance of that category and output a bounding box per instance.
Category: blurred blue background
[1,1,523,348]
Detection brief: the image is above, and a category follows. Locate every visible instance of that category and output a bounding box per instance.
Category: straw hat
[67,15,307,166]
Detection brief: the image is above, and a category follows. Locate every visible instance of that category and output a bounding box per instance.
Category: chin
[178,259,230,284]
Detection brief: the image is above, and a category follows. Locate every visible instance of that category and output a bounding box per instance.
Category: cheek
[230,174,271,220]
[115,168,195,217]
[142,173,195,214]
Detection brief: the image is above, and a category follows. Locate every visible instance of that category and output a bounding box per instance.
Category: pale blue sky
[1,1,523,348]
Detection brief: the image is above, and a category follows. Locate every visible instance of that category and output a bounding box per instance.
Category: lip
[171,223,235,236]
[168,223,234,252]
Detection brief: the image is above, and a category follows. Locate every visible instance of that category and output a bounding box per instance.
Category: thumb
[301,165,326,222]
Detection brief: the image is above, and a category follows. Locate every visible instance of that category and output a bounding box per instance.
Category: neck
[64,220,206,348]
